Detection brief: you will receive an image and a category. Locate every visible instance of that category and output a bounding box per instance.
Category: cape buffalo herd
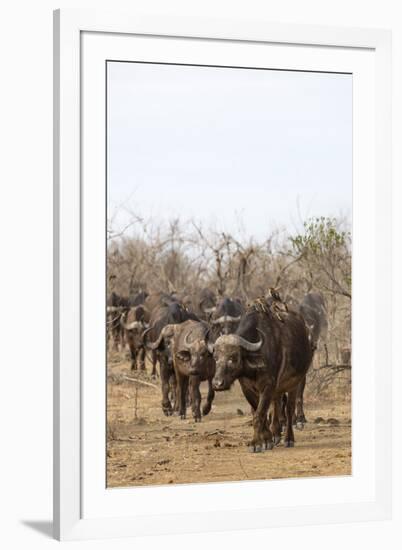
[107,287,330,451]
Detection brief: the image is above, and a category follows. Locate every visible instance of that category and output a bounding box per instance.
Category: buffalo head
[211,314,241,335]
[145,324,176,366]
[212,333,263,391]
[178,330,213,375]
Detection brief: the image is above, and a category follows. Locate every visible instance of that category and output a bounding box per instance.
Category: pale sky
[107,61,352,241]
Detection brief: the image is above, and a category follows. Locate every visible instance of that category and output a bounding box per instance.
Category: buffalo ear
[134,305,145,321]
[160,324,176,343]
[243,355,265,370]
[176,350,191,362]
[203,327,214,355]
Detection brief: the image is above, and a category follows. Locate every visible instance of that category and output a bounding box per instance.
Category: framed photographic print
[53,9,392,541]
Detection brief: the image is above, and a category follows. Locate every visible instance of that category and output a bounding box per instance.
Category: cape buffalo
[107,290,148,353]
[144,291,179,314]
[211,299,313,451]
[128,290,148,307]
[144,302,199,415]
[210,297,244,340]
[162,320,216,422]
[183,288,217,321]
[294,292,329,424]
[120,305,150,371]
[106,292,129,352]
[299,292,328,348]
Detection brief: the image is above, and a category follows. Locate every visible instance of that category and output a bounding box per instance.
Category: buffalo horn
[107,306,124,313]
[216,332,263,352]
[147,324,175,350]
[237,334,263,352]
[183,330,194,348]
[211,315,241,325]
[121,319,143,330]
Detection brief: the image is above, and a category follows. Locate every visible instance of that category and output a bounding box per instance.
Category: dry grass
[106,355,351,488]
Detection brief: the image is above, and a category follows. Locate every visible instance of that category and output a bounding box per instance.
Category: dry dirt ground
[107,353,351,488]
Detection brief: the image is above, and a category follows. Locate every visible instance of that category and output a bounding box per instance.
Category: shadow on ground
[21,520,53,538]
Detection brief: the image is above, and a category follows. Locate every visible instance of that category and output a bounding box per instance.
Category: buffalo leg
[284,389,297,447]
[159,358,173,416]
[113,327,119,352]
[137,346,145,371]
[130,347,137,370]
[239,380,258,413]
[106,327,111,352]
[280,394,287,431]
[176,372,189,419]
[150,350,158,378]
[269,399,282,445]
[186,387,191,407]
[250,386,274,452]
[190,376,202,422]
[293,376,307,429]
[120,327,126,352]
[170,372,180,413]
[239,381,273,452]
[202,379,215,416]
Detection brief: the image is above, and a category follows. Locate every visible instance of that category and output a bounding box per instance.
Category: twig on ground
[121,375,159,390]
[319,364,351,371]
[238,459,249,479]
[134,386,138,419]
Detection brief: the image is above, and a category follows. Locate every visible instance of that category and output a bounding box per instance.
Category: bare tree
[107,211,351,394]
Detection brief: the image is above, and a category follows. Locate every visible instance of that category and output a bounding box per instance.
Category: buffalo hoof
[247,438,272,452]
[162,405,173,417]
[202,405,211,416]
[248,444,263,453]
[193,416,202,423]
[296,421,304,431]
[180,413,186,420]
[273,435,281,446]
[284,440,295,448]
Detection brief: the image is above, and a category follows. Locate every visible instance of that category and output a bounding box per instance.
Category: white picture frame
[53,9,392,541]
